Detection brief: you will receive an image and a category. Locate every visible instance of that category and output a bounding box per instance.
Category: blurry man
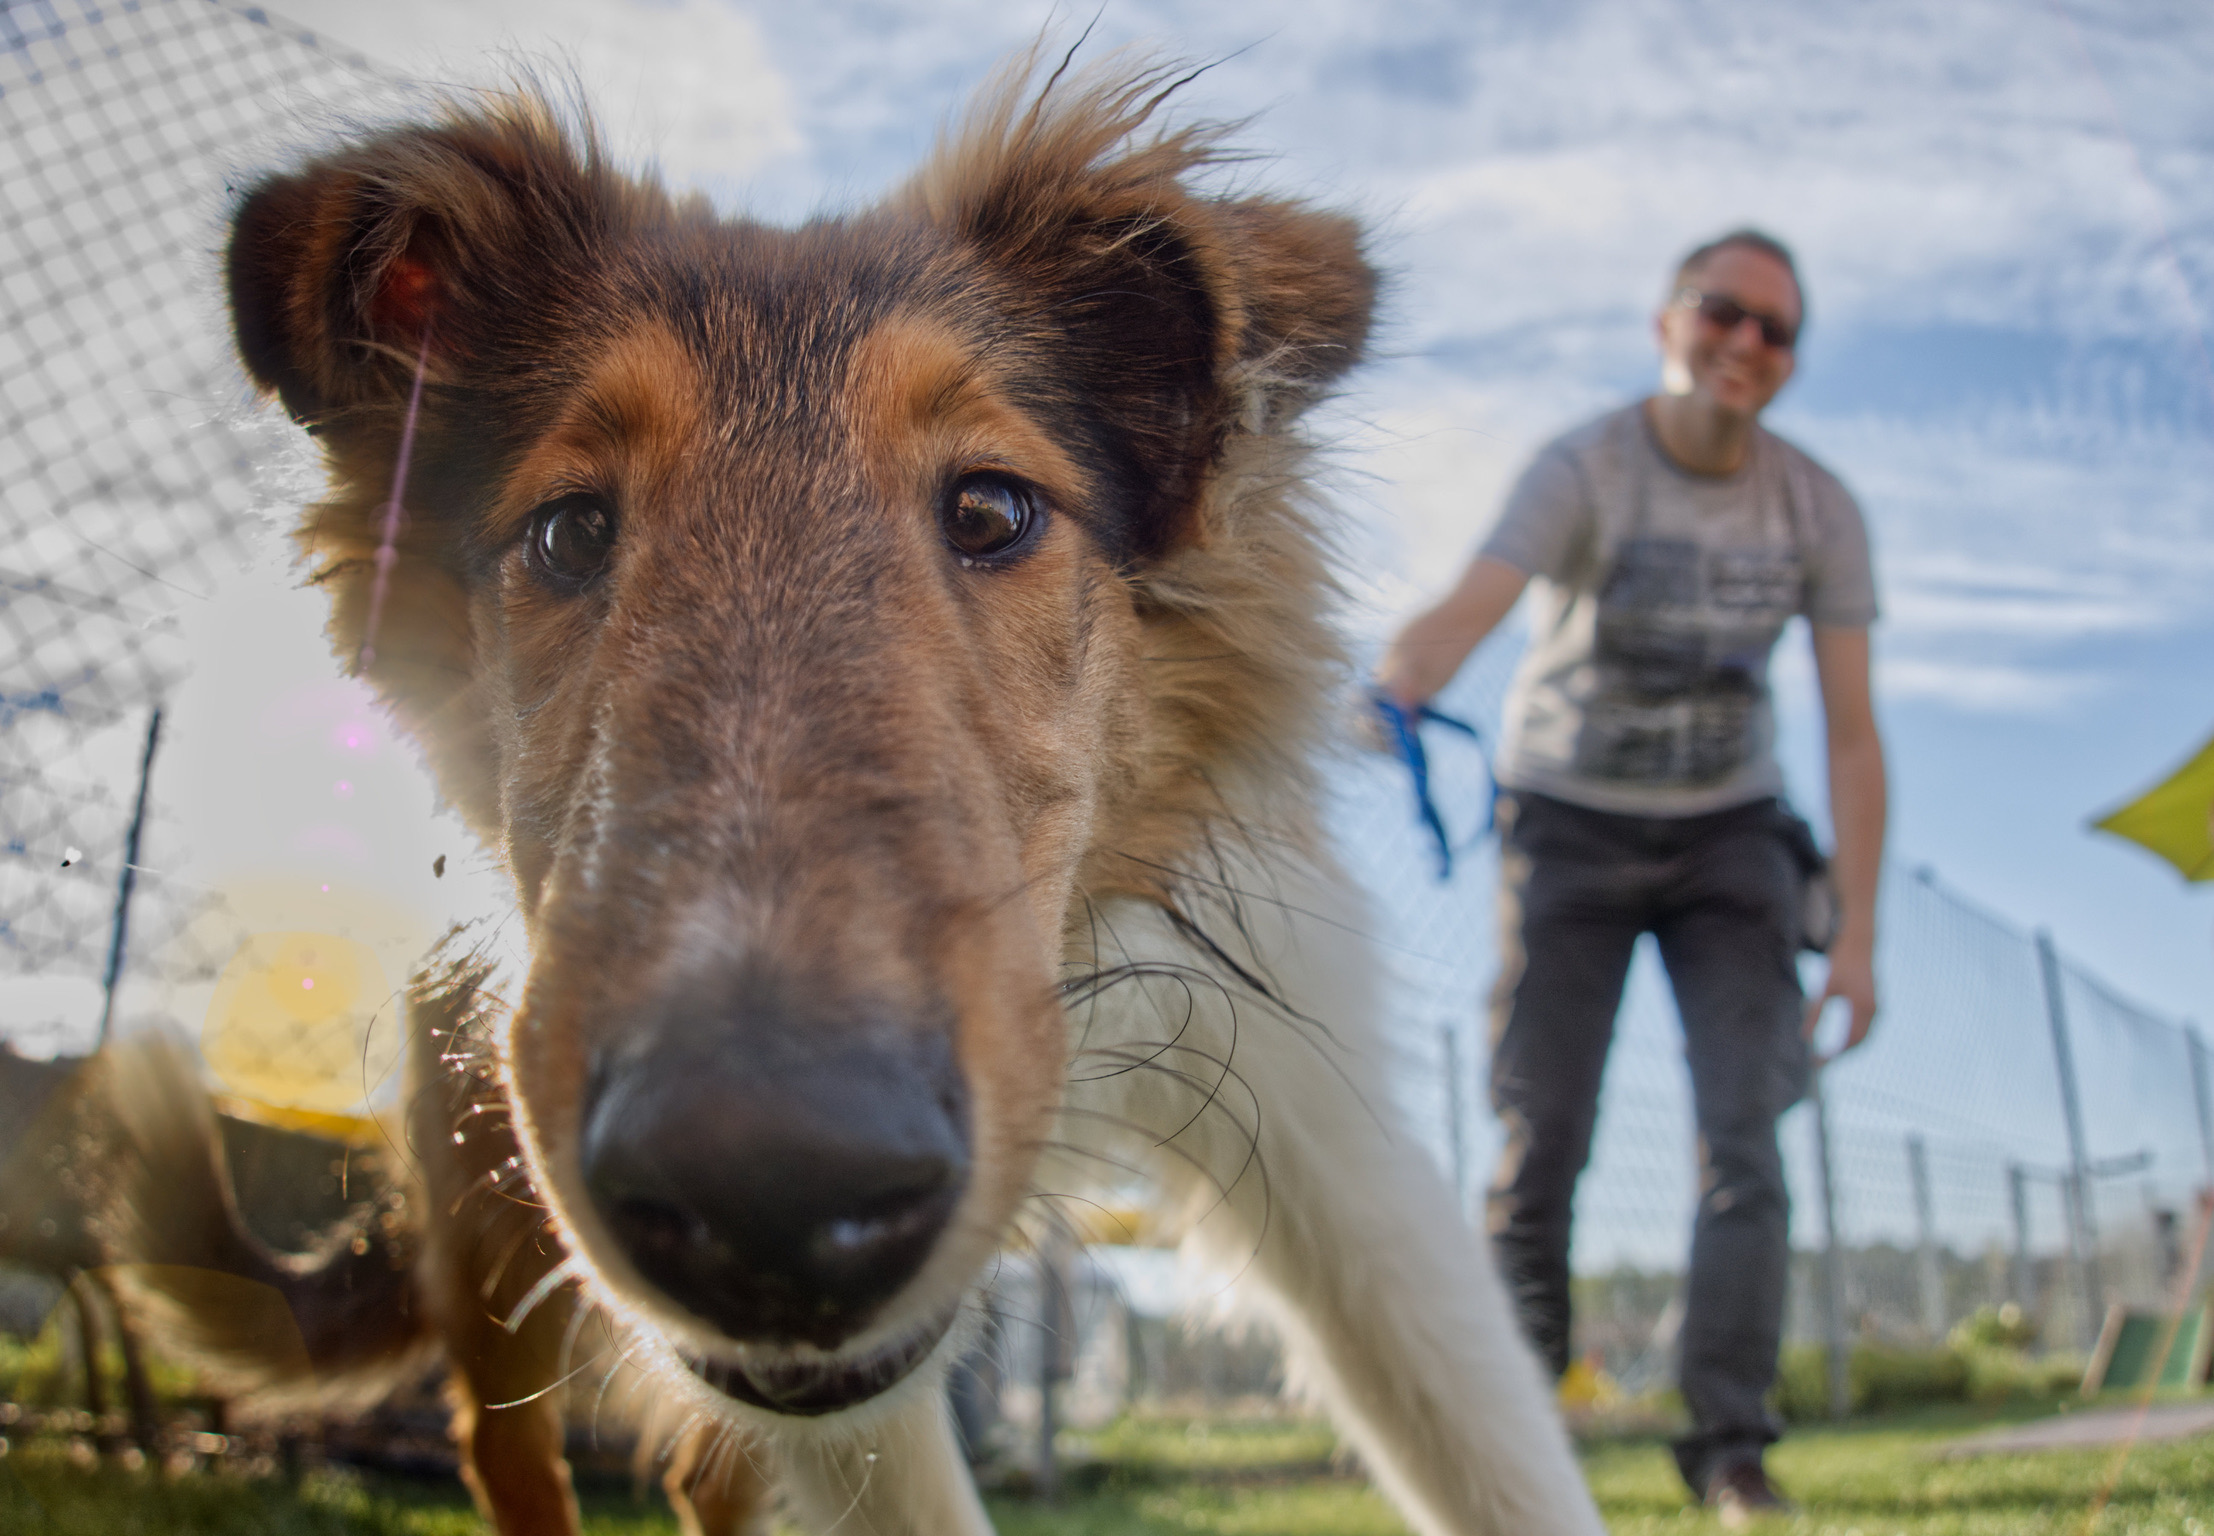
[1378,230,1885,1524]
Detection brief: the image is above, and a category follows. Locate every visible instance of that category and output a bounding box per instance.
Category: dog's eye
[939,474,1039,564]
[527,493,617,587]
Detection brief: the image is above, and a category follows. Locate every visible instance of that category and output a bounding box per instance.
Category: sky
[4,0,2210,1270]
[222,0,2214,1017]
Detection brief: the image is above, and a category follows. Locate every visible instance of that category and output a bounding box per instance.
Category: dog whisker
[589,1340,648,1445]
[1111,841,1437,963]
[481,1344,611,1410]
[1041,1101,1257,1214]
[1019,1188,1137,1246]
[502,1254,585,1334]
[477,1219,542,1303]
[1021,1136,1159,1192]
[1051,1052,1272,1256]
[79,42,1599,1534]
[1061,965,1207,1064]
[655,1410,707,1471]
[555,1294,600,1382]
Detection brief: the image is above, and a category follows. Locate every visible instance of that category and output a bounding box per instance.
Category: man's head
[1655,228,1802,421]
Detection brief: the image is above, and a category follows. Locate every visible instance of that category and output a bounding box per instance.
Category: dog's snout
[580,1014,969,1350]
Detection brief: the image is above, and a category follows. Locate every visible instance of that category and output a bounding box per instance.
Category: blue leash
[1371,689,1493,880]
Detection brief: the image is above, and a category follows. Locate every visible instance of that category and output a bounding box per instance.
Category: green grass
[1582,1407,2214,1535]
[3,1406,2212,1534]
[0,1447,680,1536]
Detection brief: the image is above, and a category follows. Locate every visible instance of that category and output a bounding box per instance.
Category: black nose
[580,1003,969,1350]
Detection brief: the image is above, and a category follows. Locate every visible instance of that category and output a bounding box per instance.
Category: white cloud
[1876,657,2104,713]
[1881,588,2153,641]
[265,0,799,193]
[16,0,2210,1051]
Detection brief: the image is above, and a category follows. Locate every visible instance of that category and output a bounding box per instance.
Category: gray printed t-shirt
[1479,402,1877,818]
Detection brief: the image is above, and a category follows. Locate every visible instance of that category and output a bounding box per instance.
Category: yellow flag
[2092,730,2214,883]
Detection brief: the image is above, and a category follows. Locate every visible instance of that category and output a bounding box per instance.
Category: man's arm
[1376,556,1530,710]
[1809,623,1887,1056]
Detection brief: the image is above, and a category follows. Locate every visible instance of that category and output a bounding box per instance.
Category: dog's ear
[908,66,1377,559]
[226,98,619,428]
[1206,195,1377,412]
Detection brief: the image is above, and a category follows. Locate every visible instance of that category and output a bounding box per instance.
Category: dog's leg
[662,1418,777,1536]
[429,1196,585,1535]
[67,1272,110,1436]
[771,1385,992,1536]
[447,1376,578,1535]
[1067,859,1607,1536]
[410,988,584,1536]
[86,1270,160,1454]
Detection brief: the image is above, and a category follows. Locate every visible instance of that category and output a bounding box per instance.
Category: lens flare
[202,929,393,1114]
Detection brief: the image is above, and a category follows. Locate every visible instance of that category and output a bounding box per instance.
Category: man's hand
[1805,936,1877,1063]
[1375,556,1531,713]
[1808,624,1887,1067]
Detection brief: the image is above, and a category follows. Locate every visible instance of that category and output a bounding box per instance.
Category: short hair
[1669,228,1804,324]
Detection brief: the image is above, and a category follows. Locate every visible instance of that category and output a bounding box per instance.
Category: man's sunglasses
[1677,288,1798,350]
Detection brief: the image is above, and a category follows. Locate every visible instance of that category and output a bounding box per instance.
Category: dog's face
[227,75,1371,1416]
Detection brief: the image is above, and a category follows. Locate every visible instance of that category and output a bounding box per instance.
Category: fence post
[96,704,163,1050]
[2188,1023,2214,1188]
[1443,1022,1468,1216]
[2035,929,2101,1351]
[1034,1229,1074,1499]
[2007,1162,2036,1317]
[1809,1069,1852,1419]
[1907,1134,1945,1342]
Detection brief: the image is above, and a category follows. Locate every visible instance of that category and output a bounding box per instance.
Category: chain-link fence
[5,0,2209,1435]
[0,0,404,1087]
[1328,646,2212,1382]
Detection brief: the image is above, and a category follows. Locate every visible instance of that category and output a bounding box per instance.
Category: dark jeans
[1484,790,1809,1492]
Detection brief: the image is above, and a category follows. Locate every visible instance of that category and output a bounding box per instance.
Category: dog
[98,53,1606,1536]
[1,1046,160,1454]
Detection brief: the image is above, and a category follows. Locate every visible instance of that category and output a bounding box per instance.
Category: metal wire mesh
[1327,650,2211,1370]
[3,0,2206,1405]
[0,0,387,1061]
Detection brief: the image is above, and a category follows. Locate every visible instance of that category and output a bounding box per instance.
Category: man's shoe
[1703,1457,1794,1529]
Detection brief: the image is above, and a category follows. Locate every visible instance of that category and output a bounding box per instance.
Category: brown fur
[132,52,1374,1534]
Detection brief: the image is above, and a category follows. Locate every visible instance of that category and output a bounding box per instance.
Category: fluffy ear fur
[224,95,666,838]
[902,57,1377,560]
[225,95,644,429]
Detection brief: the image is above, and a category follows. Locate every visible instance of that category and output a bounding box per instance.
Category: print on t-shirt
[1574,537,1804,787]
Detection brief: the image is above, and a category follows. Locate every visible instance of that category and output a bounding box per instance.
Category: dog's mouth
[686,1300,959,1417]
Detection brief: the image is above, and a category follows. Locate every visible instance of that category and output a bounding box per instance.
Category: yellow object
[1065,1203,1159,1246]
[202,930,398,1115]
[1557,1355,1622,1410]
[2092,730,2214,882]
[212,1093,385,1148]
